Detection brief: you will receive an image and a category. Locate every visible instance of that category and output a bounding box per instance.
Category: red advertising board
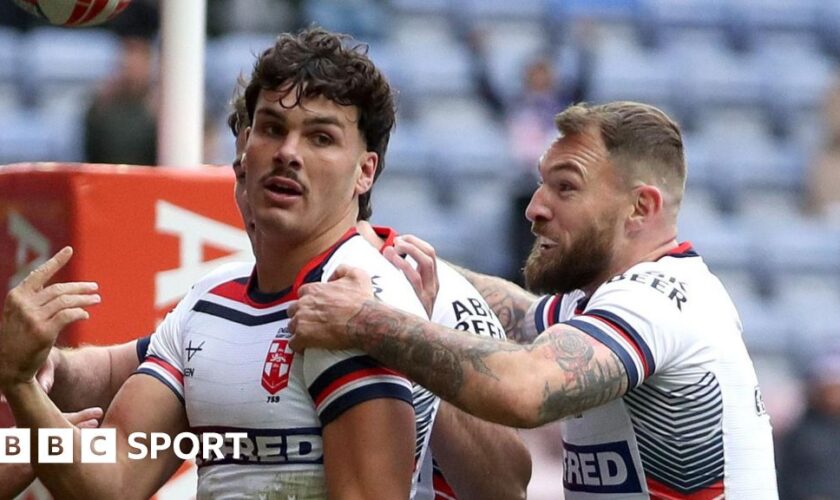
[1,163,247,499]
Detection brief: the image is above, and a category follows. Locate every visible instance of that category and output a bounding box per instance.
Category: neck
[253,215,357,294]
[581,235,679,297]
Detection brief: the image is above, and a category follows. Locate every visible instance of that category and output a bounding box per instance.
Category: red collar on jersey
[660,241,698,259]
[239,227,360,307]
[372,225,399,252]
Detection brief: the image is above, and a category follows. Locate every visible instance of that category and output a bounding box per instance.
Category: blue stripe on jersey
[565,319,639,388]
[136,335,152,362]
[534,296,552,334]
[135,368,185,405]
[319,383,413,427]
[587,308,656,377]
[308,355,391,399]
[193,300,289,326]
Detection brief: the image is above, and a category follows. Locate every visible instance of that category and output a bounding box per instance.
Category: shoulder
[326,236,427,315]
[591,259,696,314]
[176,261,254,308]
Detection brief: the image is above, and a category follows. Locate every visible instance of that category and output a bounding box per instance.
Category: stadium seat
[456,0,546,22]
[384,120,434,175]
[19,27,120,113]
[730,0,819,42]
[756,33,835,119]
[547,0,641,27]
[473,20,551,102]
[415,95,510,175]
[205,33,276,114]
[0,28,20,112]
[303,0,387,41]
[589,33,673,106]
[664,31,764,110]
[386,18,474,98]
[637,0,732,46]
[0,106,81,164]
[737,295,793,353]
[389,0,453,17]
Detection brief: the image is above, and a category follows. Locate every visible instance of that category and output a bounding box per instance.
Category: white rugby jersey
[138,229,430,499]
[373,227,506,500]
[533,243,777,499]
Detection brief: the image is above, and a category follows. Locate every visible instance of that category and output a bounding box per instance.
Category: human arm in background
[383,239,531,499]
[289,266,629,429]
[40,337,145,412]
[0,407,102,499]
[430,402,531,500]
[0,248,189,499]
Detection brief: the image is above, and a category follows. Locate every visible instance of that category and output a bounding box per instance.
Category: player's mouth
[536,237,558,252]
[263,176,304,206]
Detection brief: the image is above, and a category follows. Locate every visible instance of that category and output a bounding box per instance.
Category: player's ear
[354,152,377,196]
[627,184,663,233]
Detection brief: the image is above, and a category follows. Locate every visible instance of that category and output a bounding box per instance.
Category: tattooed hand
[288,265,374,352]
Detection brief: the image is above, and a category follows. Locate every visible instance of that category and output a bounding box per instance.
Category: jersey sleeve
[532,294,565,333]
[562,272,685,389]
[135,335,152,362]
[304,350,413,426]
[135,295,193,404]
[302,251,425,427]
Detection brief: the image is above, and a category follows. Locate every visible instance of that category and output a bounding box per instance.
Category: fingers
[328,264,370,284]
[38,281,99,307]
[19,247,73,292]
[47,308,91,332]
[65,407,104,428]
[384,247,422,294]
[40,292,101,320]
[393,241,437,286]
[395,234,437,259]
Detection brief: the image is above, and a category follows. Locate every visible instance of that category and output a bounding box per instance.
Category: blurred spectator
[207,0,302,37]
[507,57,568,169]
[777,350,840,499]
[84,36,157,165]
[807,75,840,221]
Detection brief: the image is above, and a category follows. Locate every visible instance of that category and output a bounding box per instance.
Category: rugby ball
[11,0,131,27]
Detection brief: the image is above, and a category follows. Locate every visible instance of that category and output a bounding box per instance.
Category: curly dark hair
[227,78,249,137]
[244,27,396,220]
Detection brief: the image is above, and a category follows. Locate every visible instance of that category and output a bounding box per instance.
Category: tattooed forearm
[346,301,521,400]
[345,300,629,428]
[347,301,465,400]
[449,264,538,344]
[535,330,628,423]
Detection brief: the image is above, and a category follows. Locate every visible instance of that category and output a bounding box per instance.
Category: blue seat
[416,95,510,175]
[0,28,20,111]
[589,41,673,106]
[0,106,82,163]
[665,34,764,109]
[457,0,546,22]
[756,34,834,116]
[475,20,551,102]
[638,0,731,45]
[205,33,276,113]
[730,0,819,39]
[20,28,119,113]
[548,0,641,25]
[303,0,387,41]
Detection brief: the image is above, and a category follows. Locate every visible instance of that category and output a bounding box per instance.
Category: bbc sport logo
[0,429,248,463]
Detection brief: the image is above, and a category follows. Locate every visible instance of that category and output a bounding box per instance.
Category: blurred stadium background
[3,0,840,498]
